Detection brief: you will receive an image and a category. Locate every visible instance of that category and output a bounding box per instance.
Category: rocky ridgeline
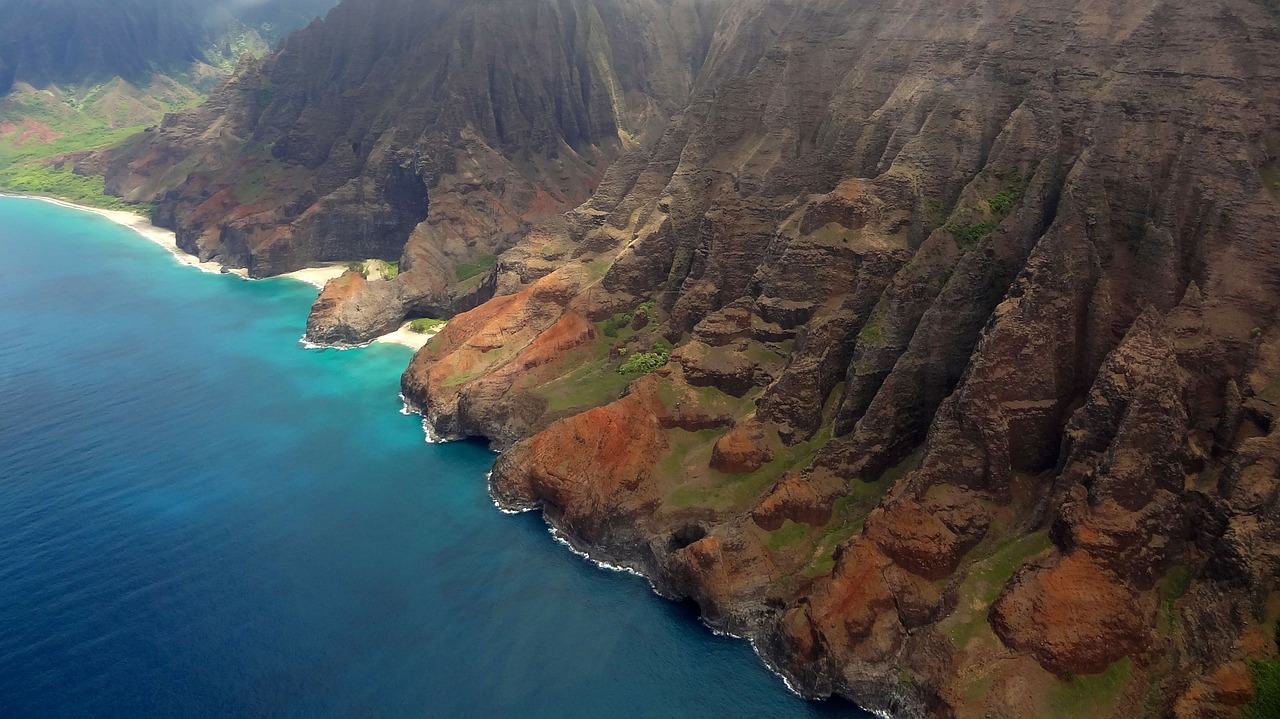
[104,0,1280,716]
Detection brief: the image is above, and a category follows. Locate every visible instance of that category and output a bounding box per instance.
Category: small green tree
[618,346,669,375]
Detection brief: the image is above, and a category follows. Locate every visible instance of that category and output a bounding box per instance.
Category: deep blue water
[0,197,870,718]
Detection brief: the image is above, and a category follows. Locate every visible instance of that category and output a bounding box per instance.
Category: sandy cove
[373,322,441,350]
[0,193,436,349]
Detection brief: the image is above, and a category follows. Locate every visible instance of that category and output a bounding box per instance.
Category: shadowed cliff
[103,0,1280,716]
[101,0,719,343]
[0,0,340,95]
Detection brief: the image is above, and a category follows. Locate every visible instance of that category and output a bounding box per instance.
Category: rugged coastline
[82,0,1280,716]
[0,193,439,349]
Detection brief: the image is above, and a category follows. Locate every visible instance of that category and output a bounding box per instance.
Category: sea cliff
[99,0,1280,716]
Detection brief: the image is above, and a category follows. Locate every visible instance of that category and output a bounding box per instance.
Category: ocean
[0,197,870,718]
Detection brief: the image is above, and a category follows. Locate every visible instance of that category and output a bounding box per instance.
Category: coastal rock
[490,377,668,546]
[102,0,1280,715]
[305,269,403,345]
[99,0,723,341]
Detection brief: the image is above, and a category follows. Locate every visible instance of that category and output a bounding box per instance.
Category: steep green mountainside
[98,0,719,292]
[0,0,210,93]
[0,0,338,207]
[0,0,339,93]
[79,0,1280,715]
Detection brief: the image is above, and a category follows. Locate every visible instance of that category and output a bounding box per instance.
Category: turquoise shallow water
[0,197,870,718]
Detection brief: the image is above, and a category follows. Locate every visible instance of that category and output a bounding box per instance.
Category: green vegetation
[454,253,497,282]
[1043,658,1131,719]
[1261,162,1280,198]
[1157,565,1192,637]
[966,531,1053,604]
[618,345,669,375]
[1243,659,1280,719]
[801,459,910,577]
[659,423,783,513]
[0,78,207,210]
[601,312,634,338]
[767,520,810,551]
[858,305,887,345]
[941,530,1052,649]
[1162,565,1191,602]
[960,673,995,704]
[345,259,400,280]
[801,519,864,577]
[1243,622,1280,719]
[231,162,275,204]
[601,300,657,338]
[944,218,998,253]
[585,255,614,282]
[407,317,445,334]
[534,339,634,413]
[0,123,147,167]
[941,172,1026,253]
[988,184,1025,216]
[0,164,139,211]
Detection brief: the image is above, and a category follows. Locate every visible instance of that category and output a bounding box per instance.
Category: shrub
[601,311,633,338]
[454,253,497,281]
[1162,565,1191,601]
[1243,657,1280,719]
[601,300,659,338]
[618,346,669,375]
[407,317,445,334]
[0,164,138,211]
[944,219,997,252]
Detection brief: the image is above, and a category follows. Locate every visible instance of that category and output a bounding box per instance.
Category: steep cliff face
[101,0,720,343]
[0,0,339,95]
[399,0,1280,716]
[0,0,208,95]
[107,0,1280,716]
[0,0,340,191]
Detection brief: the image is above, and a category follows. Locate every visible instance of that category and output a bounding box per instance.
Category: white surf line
[1,193,249,277]
[1,194,366,292]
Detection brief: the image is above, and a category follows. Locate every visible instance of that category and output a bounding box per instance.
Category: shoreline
[1,193,249,278]
[374,322,441,350]
[1,191,430,348]
[0,193,349,288]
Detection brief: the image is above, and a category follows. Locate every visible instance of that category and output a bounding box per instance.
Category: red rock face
[410,0,1280,712]
[492,377,670,544]
[710,422,773,474]
[109,0,1280,715]
[991,552,1156,676]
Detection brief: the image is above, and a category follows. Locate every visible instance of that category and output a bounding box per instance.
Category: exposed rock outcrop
[101,0,721,344]
[108,0,1280,716]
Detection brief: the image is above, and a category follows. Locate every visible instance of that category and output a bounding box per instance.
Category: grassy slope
[0,78,204,209]
[0,24,272,210]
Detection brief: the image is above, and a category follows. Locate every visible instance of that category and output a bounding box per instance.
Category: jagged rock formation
[104,0,1280,716]
[0,0,339,174]
[0,0,338,96]
[100,0,719,342]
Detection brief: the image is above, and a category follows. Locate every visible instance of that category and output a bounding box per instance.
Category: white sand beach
[278,264,349,287]
[2,193,351,289]
[2,193,247,277]
[4,192,437,351]
[374,321,444,350]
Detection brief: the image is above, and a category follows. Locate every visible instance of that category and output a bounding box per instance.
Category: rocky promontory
[104,0,1280,716]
